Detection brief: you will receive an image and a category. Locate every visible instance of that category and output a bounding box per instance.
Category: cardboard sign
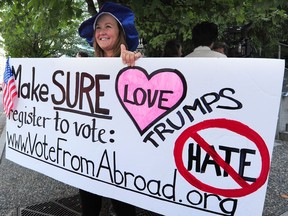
[5,57,285,215]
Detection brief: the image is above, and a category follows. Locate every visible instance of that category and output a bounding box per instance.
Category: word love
[116,67,187,135]
[123,85,173,110]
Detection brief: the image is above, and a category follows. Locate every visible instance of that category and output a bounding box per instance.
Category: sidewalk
[1,111,288,215]
[0,112,5,161]
[264,139,288,216]
[0,112,79,216]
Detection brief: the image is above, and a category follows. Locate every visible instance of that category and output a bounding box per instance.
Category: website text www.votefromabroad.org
[6,130,238,215]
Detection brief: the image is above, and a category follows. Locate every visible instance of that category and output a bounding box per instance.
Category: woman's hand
[121,44,142,67]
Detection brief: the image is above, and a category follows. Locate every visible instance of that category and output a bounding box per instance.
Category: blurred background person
[163,39,183,57]
[186,21,227,58]
[76,51,89,57]
[212,41,228,56]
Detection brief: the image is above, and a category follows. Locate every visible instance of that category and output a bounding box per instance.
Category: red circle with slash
[174,118,270,197]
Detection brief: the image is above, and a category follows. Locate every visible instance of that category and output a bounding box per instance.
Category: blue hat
[78,2,139,51]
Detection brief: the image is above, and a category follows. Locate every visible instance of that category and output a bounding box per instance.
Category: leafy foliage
[0,0,86,57]
[0,0,287,58]
[127,0,288,57]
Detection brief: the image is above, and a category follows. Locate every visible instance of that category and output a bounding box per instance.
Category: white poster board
[5,57,285,215]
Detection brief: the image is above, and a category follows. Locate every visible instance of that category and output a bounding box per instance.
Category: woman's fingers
[120,44,141,67]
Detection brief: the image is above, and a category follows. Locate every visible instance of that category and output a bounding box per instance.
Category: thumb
[120,44,127,54]
[121,44,128,64]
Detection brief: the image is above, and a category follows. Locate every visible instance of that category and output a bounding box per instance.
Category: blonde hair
[93,22,128,57]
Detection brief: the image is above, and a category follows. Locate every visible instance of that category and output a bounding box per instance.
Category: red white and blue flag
[2,57,17,116]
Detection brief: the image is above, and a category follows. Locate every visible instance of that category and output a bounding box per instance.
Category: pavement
[0,113,74,216]
[1,111,288,216]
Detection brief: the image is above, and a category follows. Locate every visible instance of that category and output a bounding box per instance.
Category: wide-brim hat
[78,2,139,51]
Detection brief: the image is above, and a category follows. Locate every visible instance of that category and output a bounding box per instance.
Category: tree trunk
[85,0,97,16]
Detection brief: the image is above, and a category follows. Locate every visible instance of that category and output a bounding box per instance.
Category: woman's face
[95,14,120,56]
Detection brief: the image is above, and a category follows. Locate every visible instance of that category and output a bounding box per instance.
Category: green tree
[0,0,287,58]
[127,0,288,57]
[0,0,86,57]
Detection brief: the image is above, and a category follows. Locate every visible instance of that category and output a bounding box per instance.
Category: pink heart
[116,67,187,135]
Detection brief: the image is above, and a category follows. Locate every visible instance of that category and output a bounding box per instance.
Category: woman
[78,2,141,215]
[79,2,141,65]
